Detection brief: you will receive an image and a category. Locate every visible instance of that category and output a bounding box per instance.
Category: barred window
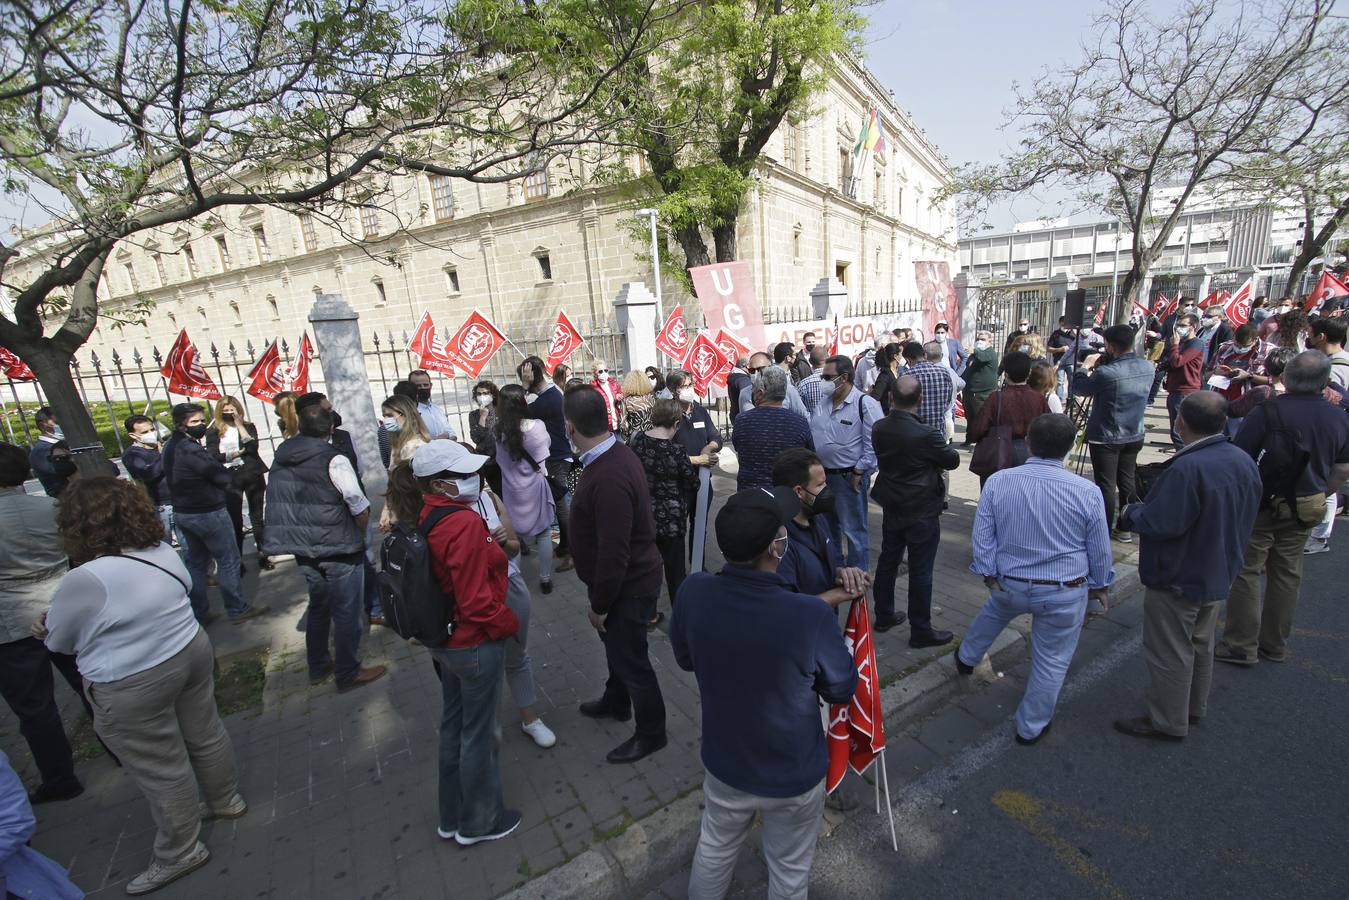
[253,226,271,262]
[152,253,168,285]
[360,206,380,238]
[298,213,318,252]
[429,176,455,221]
[183,245,199,278]
[524,169,549,201]
[214,235,232,269]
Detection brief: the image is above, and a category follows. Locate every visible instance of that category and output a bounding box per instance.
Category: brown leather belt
[1005,575,1088,588]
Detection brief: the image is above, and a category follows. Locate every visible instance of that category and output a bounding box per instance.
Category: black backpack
[378,506,469,644]
[1253,398,1313,524]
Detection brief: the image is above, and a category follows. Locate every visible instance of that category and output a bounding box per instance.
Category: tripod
[1063,330,1094,475]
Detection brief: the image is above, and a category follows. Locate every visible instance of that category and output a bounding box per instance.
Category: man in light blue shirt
[409,369,458,440]
[809,355,882,570]
[956,413,1113,745]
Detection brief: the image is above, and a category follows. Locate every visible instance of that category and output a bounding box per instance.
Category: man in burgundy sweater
[1164,313,1205,449]
[564,384,668,764]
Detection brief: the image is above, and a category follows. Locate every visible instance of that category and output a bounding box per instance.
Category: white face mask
[678,387,697,404]
[975,340,989,351]
[382,416,401,433]
[1175,326,1191,338]
[441,475,480,503]
[132,430,159,446]
[475,394,493,408]
[1015,345,1030,354]
[648,376,659,387]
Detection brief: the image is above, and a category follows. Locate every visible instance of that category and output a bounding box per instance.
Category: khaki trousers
[1220,494,1323,660]
[1143,588,1218,736]
[87,628,238,864]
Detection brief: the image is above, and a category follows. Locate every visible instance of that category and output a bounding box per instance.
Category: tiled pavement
[3,405,1177,898]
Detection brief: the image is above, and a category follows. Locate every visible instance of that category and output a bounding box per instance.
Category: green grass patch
[214,647,269,718]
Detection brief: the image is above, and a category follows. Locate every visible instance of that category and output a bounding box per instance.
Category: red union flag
[1306,271,1349,315]
[655,305,690,361]
[684,331,732,395]
[826,596,882,793]
[689,261,766,352]
[1198,289,1230,309]
[245,341,287,402]
[408,310,457,376]
[443,308,507,378]
[0,346,34,382]
[287,332,315,393]
[711,328,750,366]
[1225,277,1254,326]
[546,310,584,372]
[160,329,221,400]
[1150,293,1170,317]
[1093,301,1106,326]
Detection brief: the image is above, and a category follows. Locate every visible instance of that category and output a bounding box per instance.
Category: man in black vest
[264,405,387,693]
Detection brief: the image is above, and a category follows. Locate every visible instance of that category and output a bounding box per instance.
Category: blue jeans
[823,471,871,570]
[297,556,365,686]
[157,505,184,549]
[430,641,506,837]
[957,580,1088,740]
[175,508,247,619]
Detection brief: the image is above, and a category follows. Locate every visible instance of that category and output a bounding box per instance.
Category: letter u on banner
[690,261,766,352]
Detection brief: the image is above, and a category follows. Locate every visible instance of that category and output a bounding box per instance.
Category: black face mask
[221,414,235,424]
[415,387,432,404]
[803,484,835,517]
[184,423,209,440]
[51,457,76,478]
[331,411,343,428]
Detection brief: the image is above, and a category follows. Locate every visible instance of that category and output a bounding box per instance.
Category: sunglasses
[596,369,609,376]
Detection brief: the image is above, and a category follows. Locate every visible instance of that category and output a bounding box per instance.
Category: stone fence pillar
[614,281,659,374]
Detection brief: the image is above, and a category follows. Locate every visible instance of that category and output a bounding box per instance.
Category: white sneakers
[125,841,211,895]
[521,718,557,748]
[1304,536,1330,555]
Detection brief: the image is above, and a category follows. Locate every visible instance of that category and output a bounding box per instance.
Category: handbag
[969,392,1022,478]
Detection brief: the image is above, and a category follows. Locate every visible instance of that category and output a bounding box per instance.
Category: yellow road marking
[991,790,1131,900]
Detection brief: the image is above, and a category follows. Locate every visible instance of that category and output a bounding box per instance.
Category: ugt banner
[160,329,221,400]
[684,331,732,395]
[689,262,766,353]
[407,310,458,377]
[655,305,690,362]
[443,309,507,379]
[826,595,884,793]
[546,310,584,372]
[245,341,287,402]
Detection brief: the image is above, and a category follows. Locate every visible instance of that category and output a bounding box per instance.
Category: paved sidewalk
[4,404,1176,898]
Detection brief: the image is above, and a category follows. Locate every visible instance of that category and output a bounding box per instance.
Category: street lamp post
[636,208,664,324]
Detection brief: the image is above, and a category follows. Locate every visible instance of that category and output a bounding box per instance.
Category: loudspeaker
[1063,289,1086,327]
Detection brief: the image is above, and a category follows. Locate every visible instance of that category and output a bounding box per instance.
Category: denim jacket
[1072,353,1154,444]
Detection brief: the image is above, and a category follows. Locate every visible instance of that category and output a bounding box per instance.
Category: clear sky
[862,0,1103,232]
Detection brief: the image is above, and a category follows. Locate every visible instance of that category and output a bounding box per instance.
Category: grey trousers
[86,628,239,863]
[1143,588,1219,737]
[687,772,826,900]
[503,570,538,711]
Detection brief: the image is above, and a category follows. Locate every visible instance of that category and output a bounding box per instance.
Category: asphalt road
[677,542,1349,900]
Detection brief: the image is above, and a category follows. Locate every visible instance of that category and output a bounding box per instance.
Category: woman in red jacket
[391,441,521,847]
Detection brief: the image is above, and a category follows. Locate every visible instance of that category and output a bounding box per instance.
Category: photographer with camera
[1073,324,1156,541]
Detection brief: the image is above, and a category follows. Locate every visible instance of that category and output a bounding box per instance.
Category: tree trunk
[1286,248,1319,298]
[712,220,738,263]
[675,224,712,270]
[16,338,105,472]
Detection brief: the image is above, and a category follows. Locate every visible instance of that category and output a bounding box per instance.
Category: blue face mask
[53,425,65,439]
[382,416,401,433]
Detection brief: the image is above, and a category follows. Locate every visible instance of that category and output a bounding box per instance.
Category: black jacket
[870,409,961,520]
[206,422,268,491]
[162,433,233,513]
[122,444,172,505]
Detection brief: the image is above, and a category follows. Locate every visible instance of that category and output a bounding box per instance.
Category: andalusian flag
[853,108,887,157]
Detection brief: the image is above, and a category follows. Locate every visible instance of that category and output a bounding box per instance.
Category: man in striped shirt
[956,414,1114,745]
[907,348,956,434]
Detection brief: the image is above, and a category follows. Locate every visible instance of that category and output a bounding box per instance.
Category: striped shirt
[797,370,829,414]
[908,362,955,432]
[971,458,1114,589]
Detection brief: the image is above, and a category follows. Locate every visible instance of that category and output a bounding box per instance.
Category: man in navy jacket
[1114,392,1260,740]
[672,487,856,899]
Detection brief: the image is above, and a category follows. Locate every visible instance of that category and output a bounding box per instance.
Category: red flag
[160,329,221,400]
[1160,293,1181,321]
[287,333,315,393]
[655,305,690,362]
[0,346,35,382]
[1198,289,1230,309]
[1149,293,1170,317]
[408,310,457,376]
[245,341,287,403]
[1306,271,1349,315]
[443,309,507,379]
[955,396,965,419]
[826,596,884,793]
[829,315,840,355]
[1224,277,1254,326]
[689,261,767,352]
[545,310,584,372]
[711,328,750,366]
[684,331,732,395]
[1093,302,1106,327]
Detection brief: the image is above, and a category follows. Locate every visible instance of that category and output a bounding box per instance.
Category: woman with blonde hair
[1007,331,1052,368]
[381,394,432,467]
[1029,360,1064,414]
[619,368,655,441]
[272,391,299,440]
[39,477,243,895]
[206,395,271,571]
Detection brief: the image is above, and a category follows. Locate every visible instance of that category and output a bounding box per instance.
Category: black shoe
[1214,647,1258,666]
[309,664,335,686]
[955,654,975,676]
[258,556,275,571]
[646,611,665,631]
[605,734,667,764]
[1189,715,1201,725]
[1113,716,1184,742]
[1015,721,1052,746]
[874,613,907,633]
[540,579,552,595]
[29,778,84,805]
[579,699,631,722]
[909,629,954,649]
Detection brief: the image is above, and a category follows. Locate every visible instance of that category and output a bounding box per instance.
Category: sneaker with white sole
[125,841,211,895]
[521,718,557,749]
[455,809,522,846]
[437,827,456,840]
[1304,537,1330,555]
[197,792,247,821]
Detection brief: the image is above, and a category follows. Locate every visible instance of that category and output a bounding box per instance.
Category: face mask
[678,388,697,403]
[802,484,835,517]
[330,411,343,428]
[52,426,64,439]
[1015,345,1030,354]
[936,332,947,339]
[221,413,235,424]
[1175,327,1191,339]
[184,423,209,440]
[442,475,480,503]
[415,387,432,403]
[648,376,659,387]
[595,370,609,380]
[51,457,76,478]
[770,535,788,561]
[133,431,159,446]
[475,394,493,408]
[975,340,989,351]
[382,416,401,433]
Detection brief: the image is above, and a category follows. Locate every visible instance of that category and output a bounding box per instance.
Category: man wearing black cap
[672,487,857,900]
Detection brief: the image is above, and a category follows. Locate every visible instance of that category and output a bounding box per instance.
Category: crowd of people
[1,287,1347,897]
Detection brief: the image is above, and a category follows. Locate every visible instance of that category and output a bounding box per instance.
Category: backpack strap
[1260,398,1314,525]
[417,504,469,539]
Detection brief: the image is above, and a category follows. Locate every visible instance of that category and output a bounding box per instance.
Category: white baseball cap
[410,439,489,477]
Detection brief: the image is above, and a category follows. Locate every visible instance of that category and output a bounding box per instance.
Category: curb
[503,563,1144,900]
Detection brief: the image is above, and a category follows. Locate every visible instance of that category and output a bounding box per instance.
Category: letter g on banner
[690,261,766,352]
